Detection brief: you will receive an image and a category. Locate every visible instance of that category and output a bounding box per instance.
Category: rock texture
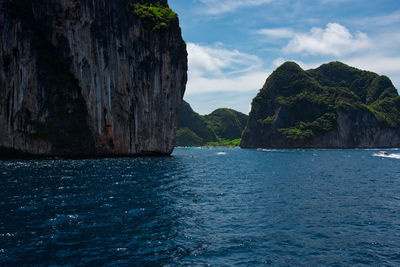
[241,62,400,148]
[0,0,187,157]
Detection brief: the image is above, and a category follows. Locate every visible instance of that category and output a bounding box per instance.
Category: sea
[1,148,400,266]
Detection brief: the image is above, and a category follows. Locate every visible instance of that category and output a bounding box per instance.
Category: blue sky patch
[169,0,400,114]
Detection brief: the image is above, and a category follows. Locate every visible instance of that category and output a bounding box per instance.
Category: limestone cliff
[241,62,400,148]
[0,0,187,157]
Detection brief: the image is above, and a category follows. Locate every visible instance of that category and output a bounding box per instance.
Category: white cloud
[186,42,268,95]
[272,57,323,71]
[187,42,263,78]
[272,57,286,67]
[356,10,400,26]
[276,23,400,90]
[345,56,400,75]
[284,23,371,56]
[256,28,294,39]
[187,71,268,94]
[343,55,400,88]
[199,0,273,15]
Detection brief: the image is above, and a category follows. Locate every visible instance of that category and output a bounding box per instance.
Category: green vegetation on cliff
[176,101,248,146]
[242,61,400,146]
[175,128,204,147]
[128,1,177,31]
[204,108,248,141]
[177,101,218,146]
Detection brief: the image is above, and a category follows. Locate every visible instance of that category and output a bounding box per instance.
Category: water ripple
[1,149,400,265]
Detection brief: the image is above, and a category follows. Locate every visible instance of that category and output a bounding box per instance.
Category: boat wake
[373,153,400,159]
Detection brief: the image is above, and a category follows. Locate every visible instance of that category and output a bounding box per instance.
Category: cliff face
[241,62,400,148]
[0,0,187,157]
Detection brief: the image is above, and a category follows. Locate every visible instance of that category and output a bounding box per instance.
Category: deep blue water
[1,148,400,266]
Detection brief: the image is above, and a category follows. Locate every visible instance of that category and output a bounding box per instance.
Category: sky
[168,0,400,115]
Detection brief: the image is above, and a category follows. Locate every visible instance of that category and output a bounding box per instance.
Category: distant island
[241,61,400,148]
[176,101,248,146]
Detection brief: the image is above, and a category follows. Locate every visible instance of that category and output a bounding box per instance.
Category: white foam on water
[373,153,400,159]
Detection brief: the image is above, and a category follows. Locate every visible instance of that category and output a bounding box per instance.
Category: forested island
[242,61,400,148]
[176,101,248,146]
[180,61,400,148]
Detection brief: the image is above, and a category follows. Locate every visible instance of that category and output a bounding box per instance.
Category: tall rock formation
[0,0,187,157]
[241,62,400,148]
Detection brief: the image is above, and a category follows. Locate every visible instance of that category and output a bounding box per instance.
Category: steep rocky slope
[241,62,400,148]
[176,101,248,146]
[0,0,187,157]
[204,108,248,141]
[176,101,217,146]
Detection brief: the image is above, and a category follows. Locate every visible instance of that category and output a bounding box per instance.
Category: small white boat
[379,151,389,156]
[217,151,227,155]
